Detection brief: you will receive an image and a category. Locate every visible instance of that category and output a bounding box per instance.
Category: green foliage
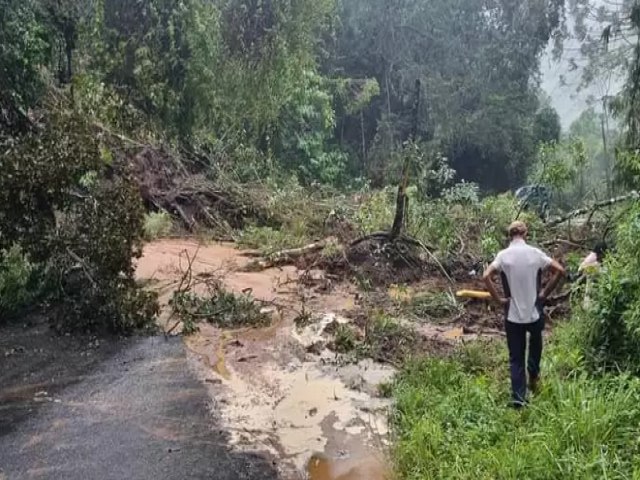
[408,291,461,322]
[531,142,577,192]
[143,211,174,240]
[0,0,51,131]
[533,105,562,145]
[529,139,595,210]
[354,188,395,235]
[0,245,38,319]
[171,282,270,331]
[615,149,640,191]
[0,112,157,331]
[320,238,344,260]
[277,69,348,186]
[581,204,640,375]
[332,323,359,353]
[392,327,640,480]
[354,184,541,260]
[332,0,565,190]
[237,225,308,255]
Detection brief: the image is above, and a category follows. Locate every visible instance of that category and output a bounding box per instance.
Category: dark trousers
[505,314,544,404]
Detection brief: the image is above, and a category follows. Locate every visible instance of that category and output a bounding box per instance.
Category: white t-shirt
[490,239,553,324]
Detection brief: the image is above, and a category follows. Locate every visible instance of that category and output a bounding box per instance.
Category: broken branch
[548,191,639,227]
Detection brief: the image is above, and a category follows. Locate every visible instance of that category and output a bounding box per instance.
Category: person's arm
[483,261,509,306]
[539,258,566,300]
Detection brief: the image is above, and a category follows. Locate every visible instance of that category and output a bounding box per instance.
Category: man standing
[483,221,565,407]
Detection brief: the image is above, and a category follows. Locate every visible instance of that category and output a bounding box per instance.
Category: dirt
[136,239,393,479]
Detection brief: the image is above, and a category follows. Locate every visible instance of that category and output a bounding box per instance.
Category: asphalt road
[0,320,279,480]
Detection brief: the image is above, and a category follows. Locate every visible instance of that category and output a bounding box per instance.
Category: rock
[305,341,326,355]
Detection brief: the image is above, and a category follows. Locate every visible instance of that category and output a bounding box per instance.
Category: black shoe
[529,375,541,395]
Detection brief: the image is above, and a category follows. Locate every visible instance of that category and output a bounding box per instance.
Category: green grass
[392,321,640,480]
[235,223,310,255]
[171,284,271,332]
[408,291,462,321]
[143,211,174,240]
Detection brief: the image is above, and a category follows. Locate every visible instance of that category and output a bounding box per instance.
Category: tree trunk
[361,111,366,170]
[390,79,421,239]
[601,98,611,197]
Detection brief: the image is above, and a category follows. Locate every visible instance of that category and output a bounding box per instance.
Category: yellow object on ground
[456,290,492,300]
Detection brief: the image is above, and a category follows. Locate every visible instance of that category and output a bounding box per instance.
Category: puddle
[205,359,391,468]
[214,333,231,380]
[136,239,299,303]
[307,453,389,480]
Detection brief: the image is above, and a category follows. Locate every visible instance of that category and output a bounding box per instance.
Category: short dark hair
[594,242,608,260]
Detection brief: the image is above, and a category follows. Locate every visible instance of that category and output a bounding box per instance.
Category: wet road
[0,321,279,480]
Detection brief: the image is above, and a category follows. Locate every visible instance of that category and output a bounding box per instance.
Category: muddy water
[137,240,395,479]
[307,453,390,480]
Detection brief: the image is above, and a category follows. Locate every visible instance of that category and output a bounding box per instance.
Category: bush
[580,204,640,374]
[171,282,270,332]
[236,224,309,255]
[0,245,38,319]
[49,174,159,332]
[0,112,158,332]
[354,188,395,235]
[143,211,174,240]
[408,291,462,321]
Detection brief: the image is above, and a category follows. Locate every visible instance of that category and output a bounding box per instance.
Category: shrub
[333,323,359,353]
[0,112,158,332]
[0,245,37,319]
[354,188,395,235]
[408,291,461,321]
[171,282,270,331]
[581,204,640,374]
[236,224,309,255]
[143,211,174,240]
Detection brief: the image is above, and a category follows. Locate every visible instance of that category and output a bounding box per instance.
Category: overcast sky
[541,1,625,130]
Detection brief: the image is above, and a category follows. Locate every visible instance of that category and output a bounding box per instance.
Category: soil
[136,240,394,479]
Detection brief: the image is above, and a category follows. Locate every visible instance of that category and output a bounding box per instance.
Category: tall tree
[327,0,565,191]
[0,0,51,132]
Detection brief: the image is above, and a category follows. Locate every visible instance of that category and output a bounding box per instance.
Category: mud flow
[136,240,395,479]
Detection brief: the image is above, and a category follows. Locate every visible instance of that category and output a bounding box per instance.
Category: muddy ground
[1,238,509,480]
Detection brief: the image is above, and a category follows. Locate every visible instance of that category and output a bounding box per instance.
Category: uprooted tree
[0,111,158,330]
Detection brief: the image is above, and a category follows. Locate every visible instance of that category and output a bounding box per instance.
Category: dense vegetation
[4,0,640,477]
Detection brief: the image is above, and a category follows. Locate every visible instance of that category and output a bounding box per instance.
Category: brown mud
[136,239,394,479]
[135,238,511,478]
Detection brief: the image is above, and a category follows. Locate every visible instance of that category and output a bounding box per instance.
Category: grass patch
[391,321,640,480]
[332,323,359,353]
[0,245,39,319]
[171,283,271,333]
[326,314,419,364]
[235,223,310,255]
[408,291,462,321]
[143,211,174,240]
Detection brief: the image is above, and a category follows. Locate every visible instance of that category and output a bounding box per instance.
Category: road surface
[0,320,279,480]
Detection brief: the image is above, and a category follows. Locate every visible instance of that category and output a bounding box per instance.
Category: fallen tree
[548,191,639,227]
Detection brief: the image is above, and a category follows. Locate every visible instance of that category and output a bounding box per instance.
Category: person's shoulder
[494,248,508,258]
[522,243,545,254]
